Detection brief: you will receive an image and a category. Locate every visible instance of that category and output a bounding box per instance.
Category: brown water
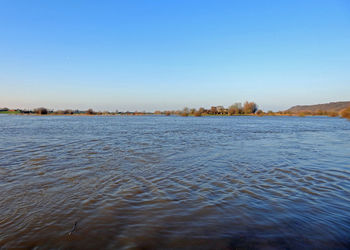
[1,115,350,249]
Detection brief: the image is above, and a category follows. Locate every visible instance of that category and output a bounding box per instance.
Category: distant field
[0,110,21,114]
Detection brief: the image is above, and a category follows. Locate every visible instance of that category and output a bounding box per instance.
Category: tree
[193,111,202,117]
[243,101,258,114]
[217,106,225,114]
[64,109,73,115]
[34,107,48,115]
[181,107,189,116]
[228,105,237,115]
[256,109,264,116]
[228,103,242,115]
[86,109,95,115]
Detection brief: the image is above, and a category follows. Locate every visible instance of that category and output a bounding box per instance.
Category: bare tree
[243,101,258,114]
[86,109,95,115]
[34,107,48,115]
[210,106,217,115]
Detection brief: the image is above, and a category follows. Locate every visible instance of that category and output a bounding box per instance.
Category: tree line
[155,101,258,117]
[1,102,350,120]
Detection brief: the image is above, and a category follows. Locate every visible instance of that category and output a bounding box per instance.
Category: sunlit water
[1,115,350,249]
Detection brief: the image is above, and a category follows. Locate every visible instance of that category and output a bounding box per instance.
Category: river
[1,115,350,249]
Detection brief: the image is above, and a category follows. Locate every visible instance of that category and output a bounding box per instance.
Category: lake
[1,115,350,249]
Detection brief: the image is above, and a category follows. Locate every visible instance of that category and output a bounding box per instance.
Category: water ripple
[0,115,350,249]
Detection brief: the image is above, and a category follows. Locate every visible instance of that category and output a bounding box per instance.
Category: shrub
[315,109,323,115]
[210,106,218,115]
[228,103,242,115]
[328,111,338,117]
[86,109,95,115]
[256,109,264,116]
[193,111,202,117]
[55,110,65,115]
[34,107,48,115]
[181,107,189,117]
[340,107,350,120]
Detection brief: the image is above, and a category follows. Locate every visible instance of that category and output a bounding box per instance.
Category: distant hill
[287,101,350,113]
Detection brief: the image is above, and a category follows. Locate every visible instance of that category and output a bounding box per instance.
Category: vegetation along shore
[1,101,350,120]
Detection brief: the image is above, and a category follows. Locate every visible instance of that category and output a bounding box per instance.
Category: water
[1,115,350,249]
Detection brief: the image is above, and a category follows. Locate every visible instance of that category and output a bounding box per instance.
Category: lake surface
[1,115,350,249]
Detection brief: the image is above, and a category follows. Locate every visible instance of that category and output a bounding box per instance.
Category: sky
[0,0,350,112]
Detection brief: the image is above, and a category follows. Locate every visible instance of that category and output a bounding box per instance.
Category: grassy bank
[0,110,21,114]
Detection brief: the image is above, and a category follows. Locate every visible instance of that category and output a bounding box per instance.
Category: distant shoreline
[0,111,348,119]
[1,101,350,119]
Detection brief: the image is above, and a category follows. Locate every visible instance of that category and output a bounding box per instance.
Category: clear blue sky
[1,0,350,111]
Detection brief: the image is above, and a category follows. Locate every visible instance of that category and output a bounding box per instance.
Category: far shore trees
[340,107,350,120]
[3,101,349,119]
[256,110,264,116]
[228,103,242,115]
[34,107,48,115]
[86,109,96,115]
[181,107,189,117]
[243,101,258,114]
[64,109,74,115]
[193,111,202,117]
[174,101,259,116]
[55,109,74,115]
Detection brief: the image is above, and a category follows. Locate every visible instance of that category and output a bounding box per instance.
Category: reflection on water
[1,115,350,249]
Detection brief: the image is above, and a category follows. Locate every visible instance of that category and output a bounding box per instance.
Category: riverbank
[1,104,350,119]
